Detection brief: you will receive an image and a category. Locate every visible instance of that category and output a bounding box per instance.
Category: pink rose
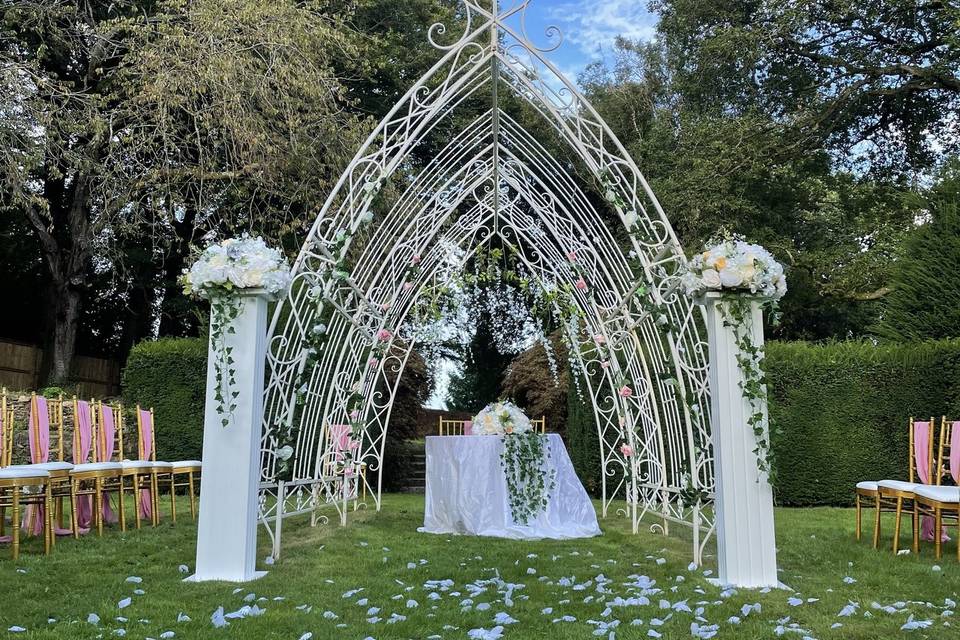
[411,254,422,265]
[368,357,379,367]
[575,277,588,291]
[567,251,578,262]
[376,328,392,341]
[600,360,610,369]
[347,439,360,451]
[620,443,634,457]
[350,410,360,420]
[403,282,414,292]
[594,334,606,345]
[380,303,391,312]
[618,385,633,398]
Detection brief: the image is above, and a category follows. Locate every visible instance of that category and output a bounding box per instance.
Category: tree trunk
[27,173,92,386]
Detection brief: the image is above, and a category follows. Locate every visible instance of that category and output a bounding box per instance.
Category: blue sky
[512,0,659,84]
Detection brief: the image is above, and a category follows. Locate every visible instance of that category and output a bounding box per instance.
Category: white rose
[718,267,743,288]
[701,269,721,289]
[276,445,294,461]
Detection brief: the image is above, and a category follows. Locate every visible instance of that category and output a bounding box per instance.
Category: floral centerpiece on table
[472,401,555,525]
[182,235,292,429]
[681,238,786,301]
[470,401,533,436]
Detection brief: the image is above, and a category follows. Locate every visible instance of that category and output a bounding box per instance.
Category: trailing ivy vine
[500,432,556,525]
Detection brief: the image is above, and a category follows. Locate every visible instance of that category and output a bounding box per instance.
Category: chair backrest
[0,388,9,467]
[530,416,547,434]
[27,393,65,464]
[136,405,156,461]
[72,397,96,465]
[438,417,468,436]
[327,424,351,461]
[936,417,960,486]
[909,417,935,484]
[95,401,124,463]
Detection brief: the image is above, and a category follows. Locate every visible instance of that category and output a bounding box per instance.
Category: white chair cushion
[152,461,174,469]
[856,481,878,491]
[915,486,960,503]
[120,460,154,469]
[877,480,921,492]
[172,460,202,468]
[7,462,74,472]
[0,468,50,479]
[71,462,122,472]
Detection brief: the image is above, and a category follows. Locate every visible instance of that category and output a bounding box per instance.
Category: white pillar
[699,292,779,588]
[187,290,269,583]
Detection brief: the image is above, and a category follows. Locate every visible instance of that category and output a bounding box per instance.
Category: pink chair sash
[329,424,351,462]
[138,408,154,519]
[22,397,50,535]
[914,421,932,484]
[0,405,5,465]
[97,406,118,523]
[73,401,93,531]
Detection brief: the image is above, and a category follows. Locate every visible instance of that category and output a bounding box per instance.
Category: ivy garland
[209,296,242,428]
[500,432,556,525]
[720,295,781,484]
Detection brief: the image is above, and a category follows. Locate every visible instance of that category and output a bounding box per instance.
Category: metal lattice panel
[259,0,715,562]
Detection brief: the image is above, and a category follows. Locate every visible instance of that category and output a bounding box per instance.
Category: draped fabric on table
[421,434,601,540]
[98,406,119,523]
[73,401,93,532]
[138,408,153,520]
[915,422,948,542]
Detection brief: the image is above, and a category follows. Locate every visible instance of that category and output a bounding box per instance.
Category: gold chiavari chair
[531,416,547,434]
[875,417,936,553]
[438,417,468,435]
[912,417,960,560]
[0,466,53,559]
[136,405,175,525]
[137,405,203,523]
[70,397,126,537]
[111,402,154,530]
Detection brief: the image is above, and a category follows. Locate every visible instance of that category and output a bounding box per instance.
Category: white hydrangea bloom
[183,235,292,299]
[683,239,787,301]
[471,401,533,435]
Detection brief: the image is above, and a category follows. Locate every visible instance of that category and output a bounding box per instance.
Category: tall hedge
[122,337,208,462]
[766,340,960,506]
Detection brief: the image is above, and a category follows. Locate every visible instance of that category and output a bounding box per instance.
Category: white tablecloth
[420,434,601,540]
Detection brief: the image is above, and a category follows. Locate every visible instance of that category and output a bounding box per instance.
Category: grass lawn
[0,493,957,639]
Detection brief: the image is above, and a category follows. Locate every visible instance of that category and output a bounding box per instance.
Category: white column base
[191,290,270,583]
[699,292,779,589]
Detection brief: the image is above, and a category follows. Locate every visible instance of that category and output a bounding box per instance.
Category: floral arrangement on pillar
[682,237,787,481]
[182,235,292,428]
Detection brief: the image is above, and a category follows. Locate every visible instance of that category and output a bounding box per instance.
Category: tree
[446,317,513,414]
[500,332,568,432]
[651,0,960,176]
[873,167,960,341]
[0,0,364,381]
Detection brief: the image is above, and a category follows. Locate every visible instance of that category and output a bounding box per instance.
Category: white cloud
[547,0,658,59]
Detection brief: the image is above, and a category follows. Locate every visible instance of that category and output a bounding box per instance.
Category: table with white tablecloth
[419,434,601,540]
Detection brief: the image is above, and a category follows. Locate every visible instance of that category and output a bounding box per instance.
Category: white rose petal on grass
[87,614,101,625]
[160,633,175,639]
[125,576,143,584]
[298,634,313,640]
[177,565,189,574]
[901,615,933,630]
[118,598,132,610]
[493,612,518,625]
[468,626,505,640]
[322,611,338,620]
[7,626,26,633]
[210,607,228,629]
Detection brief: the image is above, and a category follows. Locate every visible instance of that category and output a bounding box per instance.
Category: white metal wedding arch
[258,0,715,562]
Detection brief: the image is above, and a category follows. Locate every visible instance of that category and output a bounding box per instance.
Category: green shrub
[122,337,207,462]
[767,339,960,506]
[566,375,606,497]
